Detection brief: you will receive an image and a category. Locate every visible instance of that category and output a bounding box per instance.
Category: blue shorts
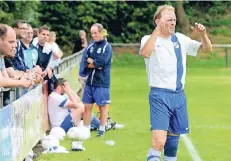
[82,85,110,106]
[60,114,74,133]
[149,88,189,134]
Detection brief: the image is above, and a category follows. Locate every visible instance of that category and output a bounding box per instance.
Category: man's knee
[84,104,93,111]
[77,102,85,113]
[152,138,166,150]
[151,130,167,151]
[164,135,180,157]
[99,105,108,112]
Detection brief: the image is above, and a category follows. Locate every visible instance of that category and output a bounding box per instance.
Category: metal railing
[111,43,231,68]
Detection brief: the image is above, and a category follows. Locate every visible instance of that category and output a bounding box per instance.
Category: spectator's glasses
[18,27,27,30]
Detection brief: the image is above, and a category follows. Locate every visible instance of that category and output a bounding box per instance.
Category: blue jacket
[83,39,112,88]
[12,40,28,71]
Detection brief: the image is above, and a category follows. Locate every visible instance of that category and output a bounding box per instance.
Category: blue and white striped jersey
[140,32,201,91]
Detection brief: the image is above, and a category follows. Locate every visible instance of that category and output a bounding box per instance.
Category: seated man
[48,78,115,133]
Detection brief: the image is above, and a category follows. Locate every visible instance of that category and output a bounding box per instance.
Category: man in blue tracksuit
[82,23,112,136]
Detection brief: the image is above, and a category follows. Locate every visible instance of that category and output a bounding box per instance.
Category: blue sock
[90,114,100,129]
[147,148,161,161]
[163,135,180,161]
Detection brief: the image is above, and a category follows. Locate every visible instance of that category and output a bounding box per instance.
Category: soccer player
[139,4,212,161]
[48,78,101,132]
[82,23,112,136]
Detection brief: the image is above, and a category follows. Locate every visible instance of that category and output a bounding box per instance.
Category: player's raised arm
[191,22,212,53]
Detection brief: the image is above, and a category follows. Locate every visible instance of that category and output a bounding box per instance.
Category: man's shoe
[105,122,116,131]
[96,130,104,137]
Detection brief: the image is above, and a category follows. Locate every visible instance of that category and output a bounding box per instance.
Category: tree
[176,1,190,34]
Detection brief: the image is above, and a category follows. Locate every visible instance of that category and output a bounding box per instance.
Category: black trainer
[105,122,116,131]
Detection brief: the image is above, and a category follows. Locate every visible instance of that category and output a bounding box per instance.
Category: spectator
[47,31,63,69]
[4,24,43,85]
[33,28,39,38]
[33,25,53,77]
[0,24,31,88]
[21,24,39,69]
[11,20,28,71]
[72,30,87,54]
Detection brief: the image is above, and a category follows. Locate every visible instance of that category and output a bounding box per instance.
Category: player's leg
[164,92,188,161]
[147,89,170,161]
[96,103,112,123]
[97,104,108,136]
[82,85,94,127]
[82,104,93,127]
[60,113,74,133]
[90,113,100,130]
[148,130,167,161]
[163,133,180,161]
[94,87,110,136]
[70,103,85,126]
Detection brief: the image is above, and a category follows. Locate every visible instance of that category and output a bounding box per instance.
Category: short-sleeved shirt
[48,42,61,69]
[48,92,69,128]
[139,32,201,91]
[21,42,39,69]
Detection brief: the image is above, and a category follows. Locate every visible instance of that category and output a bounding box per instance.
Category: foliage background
[1,1,231,54]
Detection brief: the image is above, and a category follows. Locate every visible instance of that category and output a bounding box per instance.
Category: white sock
[163,156,177,161]
[147,148,161,161]
[99,125,105,131]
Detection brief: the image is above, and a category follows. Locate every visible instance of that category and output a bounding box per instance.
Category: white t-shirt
[48,42,62,69]
[48,92,69,128]
[32,38,62,69]
[0,56,5,70]
[139,32,201,91]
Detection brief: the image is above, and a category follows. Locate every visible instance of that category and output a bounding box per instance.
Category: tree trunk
[176,1,190,34]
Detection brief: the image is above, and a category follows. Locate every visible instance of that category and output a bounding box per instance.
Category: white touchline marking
[181,134,203,161]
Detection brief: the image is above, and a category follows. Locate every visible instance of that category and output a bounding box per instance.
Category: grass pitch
[36,54,231,161]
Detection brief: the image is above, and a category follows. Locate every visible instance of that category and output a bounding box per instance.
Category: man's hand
[191,22,206,37]
[20,77,32,88]
[62,81,72,93]
[41,71,47,78]
[78,76,86,84]
[191,22,212,53]
[29,72,43,84]
[87,58,94,64]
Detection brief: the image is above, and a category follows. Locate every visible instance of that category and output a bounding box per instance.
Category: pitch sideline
[181,134,203,161]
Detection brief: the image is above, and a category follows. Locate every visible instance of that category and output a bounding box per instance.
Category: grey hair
[91,23,104,32]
